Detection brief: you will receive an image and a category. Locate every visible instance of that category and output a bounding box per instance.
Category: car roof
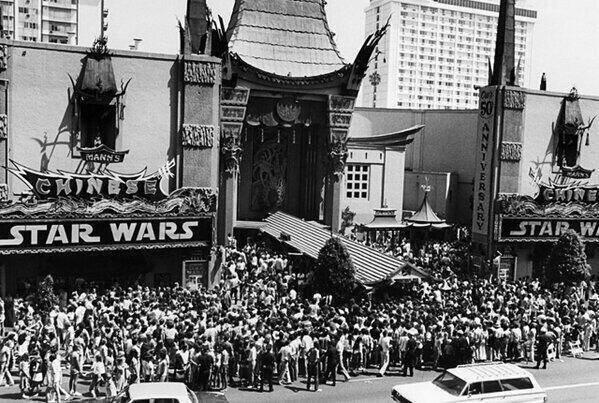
[129,382,189,400]
[448,363,532,383]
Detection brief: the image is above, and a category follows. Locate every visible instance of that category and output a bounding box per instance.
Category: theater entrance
[3,248,198,296]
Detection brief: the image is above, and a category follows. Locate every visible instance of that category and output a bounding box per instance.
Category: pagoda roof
[226,0,347,78]
[406,192,450,227]
[349,125,423,148]
[364,208,407,230]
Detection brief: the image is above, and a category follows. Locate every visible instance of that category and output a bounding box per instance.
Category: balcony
[43,0,77,10]
[42,28,71,37]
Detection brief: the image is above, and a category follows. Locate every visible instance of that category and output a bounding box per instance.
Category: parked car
[391,362,547,402]
[110,382,198,403]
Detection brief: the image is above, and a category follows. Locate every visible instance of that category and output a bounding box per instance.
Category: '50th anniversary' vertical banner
[472,87,498,245]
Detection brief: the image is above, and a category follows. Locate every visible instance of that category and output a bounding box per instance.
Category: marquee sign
[472,87,498,241]
[79,145,130,164]
[0,217,212,254]
[8,160,174,201]
[537,184,599,204]
[500,217,599,242]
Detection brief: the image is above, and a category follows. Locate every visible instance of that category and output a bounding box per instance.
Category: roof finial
[491,0,516,86]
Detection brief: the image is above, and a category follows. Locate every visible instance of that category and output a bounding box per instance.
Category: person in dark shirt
[306,341,320,391]
[197,347,214,391]
[535,329,550,370]
[323,340,339,386]
[258,344,275,392]
[403,333,417,377]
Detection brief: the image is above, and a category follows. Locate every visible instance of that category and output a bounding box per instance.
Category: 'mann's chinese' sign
[8,160,174,201]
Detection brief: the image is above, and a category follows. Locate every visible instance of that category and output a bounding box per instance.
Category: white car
[113,382,199,403]
[391,363,547,403]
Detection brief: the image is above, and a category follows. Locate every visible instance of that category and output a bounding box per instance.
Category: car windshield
[433,372,467,396]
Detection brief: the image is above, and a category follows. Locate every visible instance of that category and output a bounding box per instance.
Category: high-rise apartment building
[362,0,537,109]
[0,0,102,45]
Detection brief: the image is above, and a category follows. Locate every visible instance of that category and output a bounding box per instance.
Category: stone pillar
[326,95,356,232]
[498,88,526,194]
[180,56,221,190]
[179,55,221,287]
[218,87,250,243]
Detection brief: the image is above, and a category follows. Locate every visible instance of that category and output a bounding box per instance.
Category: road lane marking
[348,377,381,383]
[545,381,599,391]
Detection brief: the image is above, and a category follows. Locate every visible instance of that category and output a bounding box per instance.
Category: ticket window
[182,260,208,290]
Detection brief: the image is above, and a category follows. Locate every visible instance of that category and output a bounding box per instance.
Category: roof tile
[227,0,346,78]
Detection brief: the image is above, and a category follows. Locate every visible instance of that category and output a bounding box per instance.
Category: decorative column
[0,44,8,188]
[218,87,250,243]
[326,95,356,232]
[180,57,221,189]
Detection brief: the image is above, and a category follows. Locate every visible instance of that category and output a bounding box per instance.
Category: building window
[346,164,370,199]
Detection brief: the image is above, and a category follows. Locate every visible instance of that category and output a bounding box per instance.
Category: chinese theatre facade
[0,0,384,295]
[0,36,221,295]
[472,87,599,280]
[219,0,386,237]
[471,0,599,280]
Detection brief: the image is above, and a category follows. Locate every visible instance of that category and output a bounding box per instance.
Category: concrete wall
[352,107,478,224]
[518,90,599,197]
[6,41,183,195]
[343,147,405,225]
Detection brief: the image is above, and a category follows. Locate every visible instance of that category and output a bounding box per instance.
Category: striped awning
[262,211,411,285]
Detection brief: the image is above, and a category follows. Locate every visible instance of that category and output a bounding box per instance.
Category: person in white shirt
[301,331,314,377]
[50,353,71,402]
[378,331,392,377]
[336,334,350,381]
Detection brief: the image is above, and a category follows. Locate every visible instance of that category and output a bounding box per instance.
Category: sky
[104,0,599,95]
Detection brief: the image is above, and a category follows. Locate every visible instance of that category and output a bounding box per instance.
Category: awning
[262,211,412,285]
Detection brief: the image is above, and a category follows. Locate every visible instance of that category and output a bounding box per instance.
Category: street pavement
[0,355,597,402]
[223,355,599,403]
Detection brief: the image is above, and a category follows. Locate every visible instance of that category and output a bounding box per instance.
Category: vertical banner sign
[472,87,497,242]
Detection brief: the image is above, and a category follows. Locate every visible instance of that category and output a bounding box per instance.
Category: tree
[313,237,356,303]
[545,229,591,286]
[35,274,59,318]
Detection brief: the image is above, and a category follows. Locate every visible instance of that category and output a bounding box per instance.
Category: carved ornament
[0,187,217,219]
[504,90,526,110]
[500,142,522,162]
[329,129,349,180]
[181,124,215,148]
[329,95,356,113]
[184,61,217,85]
[0,45,7,71]
[221,128,243,176]
[221,106,246,122]
[221,87,250,105]
[329,113,353,129]
[0,114,7,139]
[276,97,301,123]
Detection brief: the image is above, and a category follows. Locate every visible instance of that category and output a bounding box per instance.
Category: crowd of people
[0,236,597,400]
